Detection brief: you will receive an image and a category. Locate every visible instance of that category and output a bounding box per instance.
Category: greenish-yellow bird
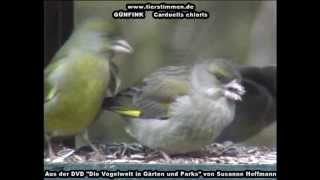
[103,59,276,153]
[44,18,132,159]
[103,59,245,155]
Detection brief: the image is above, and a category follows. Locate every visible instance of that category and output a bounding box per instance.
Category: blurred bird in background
[44,18,132,160]
[216,65,276,146]
[103,59,246,155]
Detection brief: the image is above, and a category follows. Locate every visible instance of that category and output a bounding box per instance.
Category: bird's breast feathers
[44,52,110,136]
[170,95,235,131]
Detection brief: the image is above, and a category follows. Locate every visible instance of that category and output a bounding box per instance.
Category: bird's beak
[223,79,246,101]
[110,40,133,54]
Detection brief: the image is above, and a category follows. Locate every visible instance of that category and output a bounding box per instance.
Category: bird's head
[191,59,245,101]
[72,17,133,57]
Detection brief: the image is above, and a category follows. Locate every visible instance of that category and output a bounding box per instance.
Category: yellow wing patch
[110,106,142,118]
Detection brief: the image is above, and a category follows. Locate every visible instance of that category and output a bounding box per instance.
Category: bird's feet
[87,144,105,161]
[160,151,172,162]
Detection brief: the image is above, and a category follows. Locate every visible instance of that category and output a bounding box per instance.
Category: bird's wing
[103,87,170,119]
[104,66,190,119]
[44,58,66,103]
[44,80,57,103]
[105,61,121,97]
[216,66,277,143]
[140,65,190,102]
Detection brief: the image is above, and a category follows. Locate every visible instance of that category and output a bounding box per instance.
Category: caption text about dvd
[45,170,276,178]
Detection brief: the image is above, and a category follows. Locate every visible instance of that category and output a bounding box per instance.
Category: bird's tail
[108,106,142,118]
[102,87,143,118]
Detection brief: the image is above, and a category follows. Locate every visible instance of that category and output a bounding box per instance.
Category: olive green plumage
[104,59,246,154]
[45,51,110,136]
[103,60,276,152]
[44,18,132,158]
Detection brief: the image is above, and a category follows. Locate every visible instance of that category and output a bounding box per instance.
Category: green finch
[103,59,245,155]
[102,60,276,152]
[44,18,132,159]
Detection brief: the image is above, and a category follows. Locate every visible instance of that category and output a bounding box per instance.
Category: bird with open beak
[103,59,245,155]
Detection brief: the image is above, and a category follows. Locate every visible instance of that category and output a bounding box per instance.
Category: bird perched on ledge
[44,18,133,160]
[103,59,245,155]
